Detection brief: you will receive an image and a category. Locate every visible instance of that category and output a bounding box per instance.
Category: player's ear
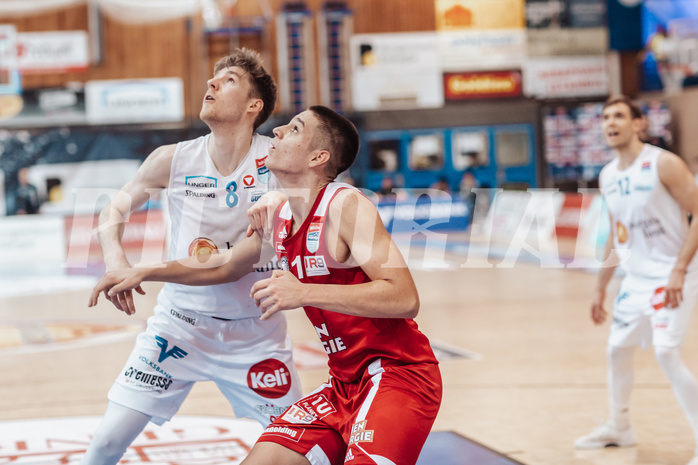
[309,149,331,168]
[249,98,263,114]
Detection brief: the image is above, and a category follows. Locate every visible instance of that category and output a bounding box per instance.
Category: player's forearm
[139,254,240,286]
[674,219,698,273]
[142,235,265,286]
[98,206,131,269]
[300,279,419,319]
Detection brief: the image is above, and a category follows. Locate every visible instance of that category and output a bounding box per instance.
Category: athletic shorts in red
[257,358,442,465]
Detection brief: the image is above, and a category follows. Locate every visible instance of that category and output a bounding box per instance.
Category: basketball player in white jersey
[80,49,302,465]
[575,95,698,465]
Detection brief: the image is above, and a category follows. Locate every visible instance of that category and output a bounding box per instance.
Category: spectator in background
[15,167,41,215]
[459,170,479,228]
[638,113,669,151]
[430,176,451,193]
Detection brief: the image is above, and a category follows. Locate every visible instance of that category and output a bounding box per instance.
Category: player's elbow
[402,292,420,319]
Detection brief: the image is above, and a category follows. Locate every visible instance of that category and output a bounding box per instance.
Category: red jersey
[273,182,438,383]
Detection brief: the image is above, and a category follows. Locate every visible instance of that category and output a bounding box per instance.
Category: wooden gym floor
[1,239,697,465]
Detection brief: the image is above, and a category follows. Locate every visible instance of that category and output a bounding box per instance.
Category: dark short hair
[214,48,277,130]
[308,105,360,179]
[603,95,643,120]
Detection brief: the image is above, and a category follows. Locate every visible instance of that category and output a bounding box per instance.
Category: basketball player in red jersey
[90,105,443,465]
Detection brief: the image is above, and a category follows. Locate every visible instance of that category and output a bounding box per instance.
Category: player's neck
[614,138,645,170]
[207,127,254,176]
[284,179,330,235]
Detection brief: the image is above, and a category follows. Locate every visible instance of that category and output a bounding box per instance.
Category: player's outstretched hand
[250,270,305,320]
[88,269,146,315]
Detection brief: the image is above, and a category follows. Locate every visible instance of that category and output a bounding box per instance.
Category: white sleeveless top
[157,133,280,319]
[599,144,694,280]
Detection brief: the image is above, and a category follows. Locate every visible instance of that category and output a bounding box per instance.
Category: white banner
[350,32,444,111]
[0,215,65,267]
[523,55,609,98]
[438,29,527,71]
[85,77,184,124]
[17,31,89,73]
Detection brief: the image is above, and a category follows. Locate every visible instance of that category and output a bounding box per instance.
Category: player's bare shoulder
[134,143,178,189]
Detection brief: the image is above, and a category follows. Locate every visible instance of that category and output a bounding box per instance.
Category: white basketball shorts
[108,304,302,426]
[609,271,698,349]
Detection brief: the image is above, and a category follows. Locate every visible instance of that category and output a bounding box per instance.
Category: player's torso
[273,182,437,382]
[161,133,279,318]
[600,144,688,278]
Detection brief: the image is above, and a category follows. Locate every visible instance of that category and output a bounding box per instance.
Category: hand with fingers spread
[250,270,306,320]
[246,191,287,240]
[88,268,146,315]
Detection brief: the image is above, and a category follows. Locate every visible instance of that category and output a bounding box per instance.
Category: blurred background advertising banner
[349,32,444,111]
[85,77,184,124]
[435,0,526,30]
[443,70,523,100]
[523,55,609,98]
[437,29,527,71]
[16,31,89,74]
[0,24,23,120]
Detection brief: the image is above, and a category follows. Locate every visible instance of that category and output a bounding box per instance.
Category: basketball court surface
[1,228,698,465]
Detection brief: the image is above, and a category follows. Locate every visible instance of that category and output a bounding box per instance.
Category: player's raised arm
[97,144,175,312]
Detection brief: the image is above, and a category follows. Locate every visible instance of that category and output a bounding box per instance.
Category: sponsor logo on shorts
[138,355,172,379]
[170,309,197,326]
[299,393,336,420]
[155,335,188,363]
[616,292,629,305]
[264,425,300,439]
[247,359,292,399]
[254,403,289,423]
[123,366,174,391]
[650,287,666,311]
[282,404,317,424]
[349,420,374,445]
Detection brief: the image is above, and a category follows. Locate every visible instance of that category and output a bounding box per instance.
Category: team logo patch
[304,255,330,277]
[641,161,651,170]
[306,223,322,253]
[243,174,255,188]
[247,359,293,399]
[188,237,219,256]
[650,286,666,311]
[256,157,270,184]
